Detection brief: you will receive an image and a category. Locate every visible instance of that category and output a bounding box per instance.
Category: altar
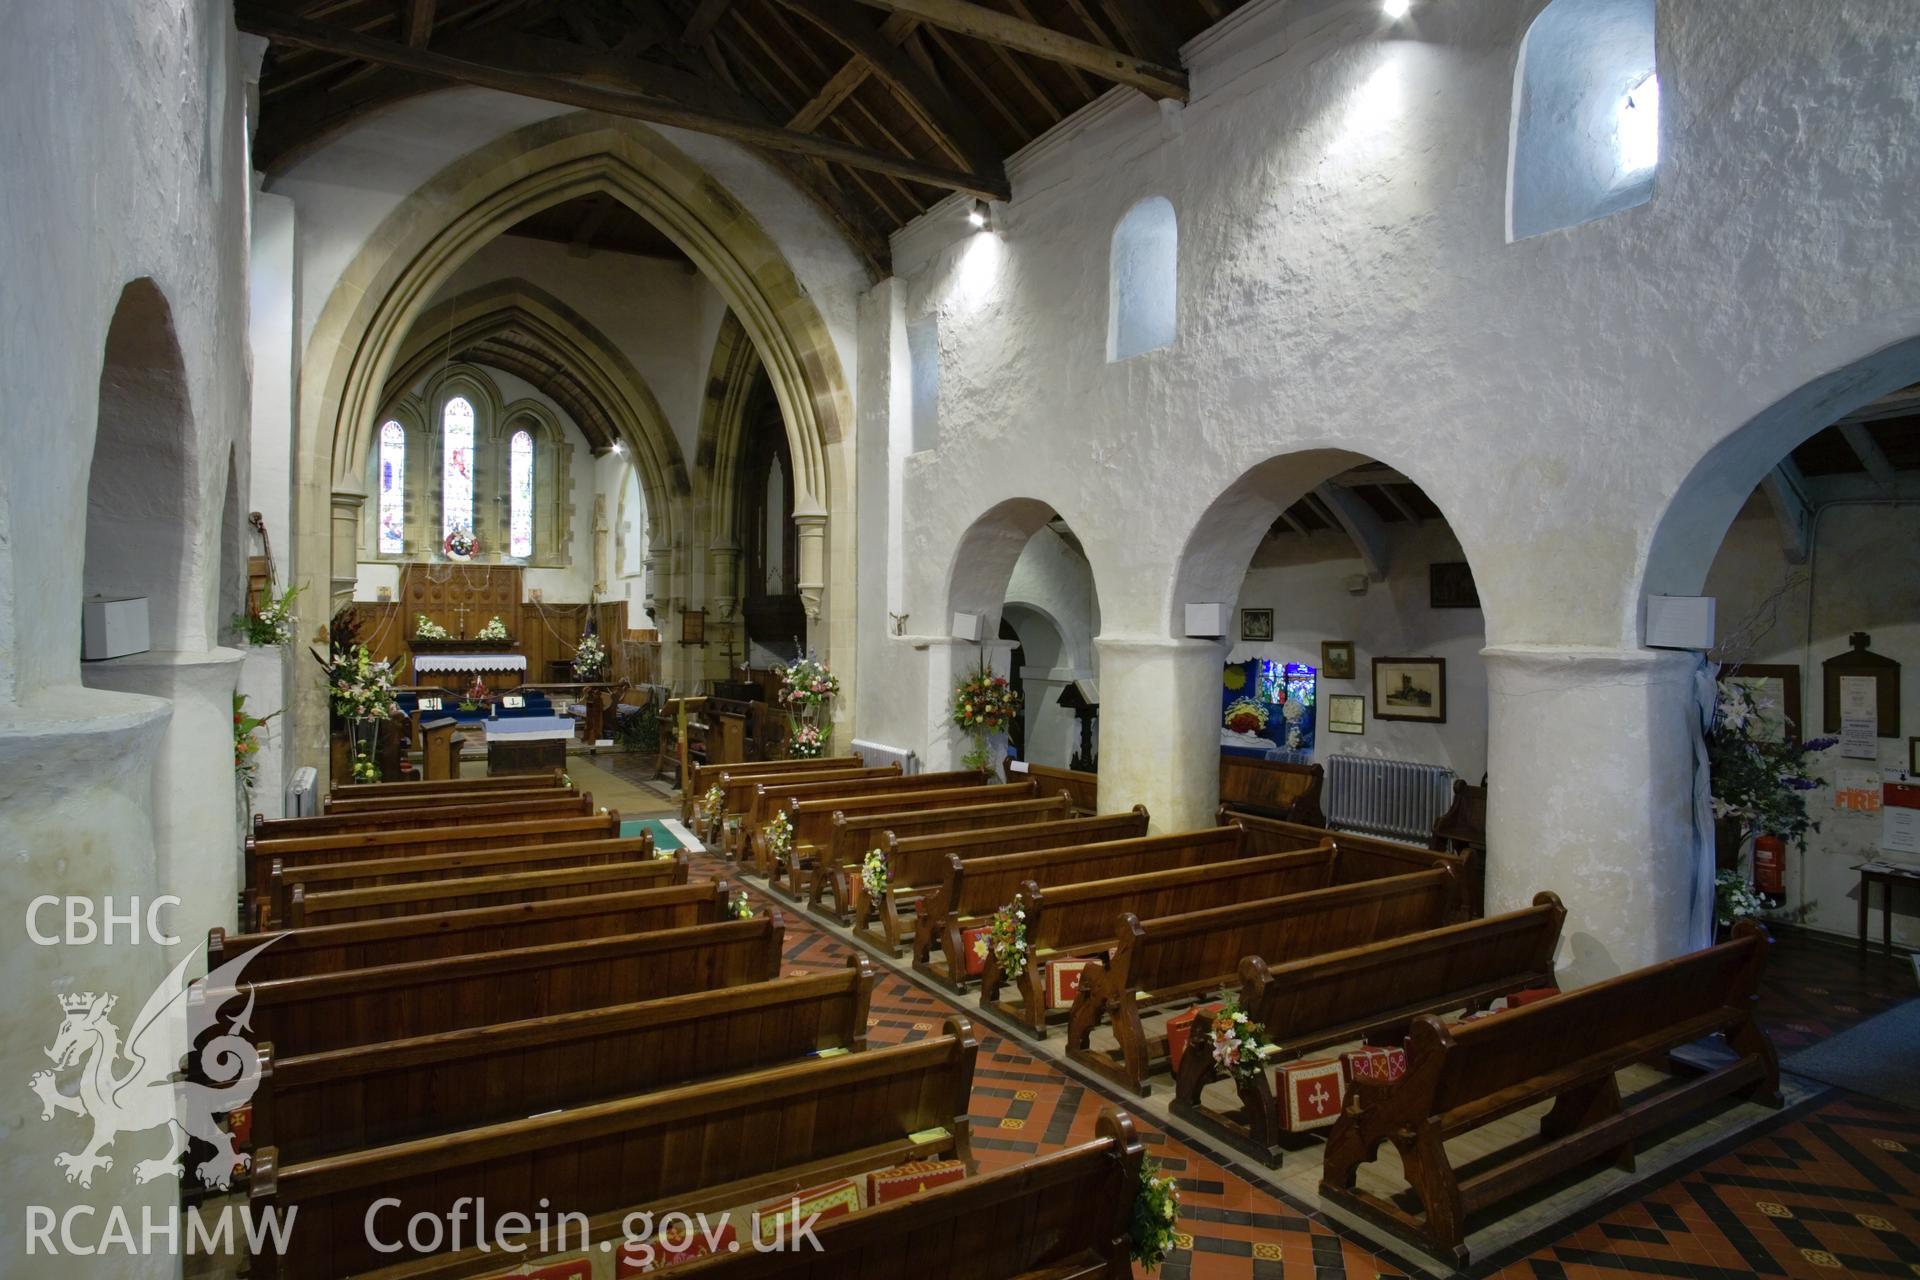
[484,715,575,775]
[408,639,527,687]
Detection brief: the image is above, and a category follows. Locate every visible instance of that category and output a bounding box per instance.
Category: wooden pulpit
[419,716,462,781]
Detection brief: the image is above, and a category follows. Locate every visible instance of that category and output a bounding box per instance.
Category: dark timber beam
[400,0,435,46]
[683,0,738,45]
[237,7,1010,199]
[850,0,1187,101]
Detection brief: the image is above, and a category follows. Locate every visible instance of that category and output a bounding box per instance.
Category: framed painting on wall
[1327,694,1365,734]
[1373,657,1446,723]
[1321,640,1356,680]
[1240,608,1273,642]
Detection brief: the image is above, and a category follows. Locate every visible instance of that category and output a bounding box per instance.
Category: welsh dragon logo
[29,944,273,1191]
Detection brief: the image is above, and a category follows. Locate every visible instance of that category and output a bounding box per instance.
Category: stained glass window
[377,420,406,555]
[508,428,534,558]
[441,396,475,544]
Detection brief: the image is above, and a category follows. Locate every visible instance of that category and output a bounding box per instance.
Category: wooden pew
[243,810,623,928]
[263,792,592,837]
[1321,922,1779,1266]
[246,1020,980,1280]
[285,852,688,927]
[584,1107,1145,1280]
[864,810,1150,959]
[914,821,1252,990]
[680,753,869,823]
[745,768,988,877]
[208,880,733,980]
[720,765,901,853]
[1223,805,1475,920]
[1067,869,1460,1097]
[267,832,660,926]
[324,768,565,800]
[248,954,876,1168]
[812,794,1073,924]
[1220,755,1327,826]
[318,783,575,815]
[201,915,786,1061]
[1429,778,1488,916]
[1012,761,1098,814]
[1169,894,1566,1163]
[765,781,1039,902]
[984,844,1340,1035]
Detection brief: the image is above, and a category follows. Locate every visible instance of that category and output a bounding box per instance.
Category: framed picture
[680,608,706,647]
[1429,562,1480,610]
[1240,608,1273,642]
[1328,694,1365,734]
[1721,663,1802,745]
[1373,657,1447,723]
[1321,640,1356,680]
[1909,736,1919,776]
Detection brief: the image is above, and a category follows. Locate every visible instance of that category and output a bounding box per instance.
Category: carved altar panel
[403,564,522,639]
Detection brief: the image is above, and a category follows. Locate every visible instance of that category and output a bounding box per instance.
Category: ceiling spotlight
[967,199,991,230]
[610,441,624,454]
[1382,0,1410,18]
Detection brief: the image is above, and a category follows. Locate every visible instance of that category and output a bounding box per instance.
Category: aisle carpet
[1786,999,1920,1110]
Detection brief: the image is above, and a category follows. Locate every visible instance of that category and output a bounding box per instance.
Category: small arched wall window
[1507,0,1658,241]
[1107,196,1178,361]
[508,428,535,557]
[441,395,476,542]
[377,420,406,554]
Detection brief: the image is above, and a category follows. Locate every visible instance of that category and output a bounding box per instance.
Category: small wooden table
[1854,860,1920,956]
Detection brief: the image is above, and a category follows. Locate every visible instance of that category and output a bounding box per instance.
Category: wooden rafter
[921,25,1029,142]
[683,0,738,44]
[1004,0,1095,103]
[236,6,1009,199]
[400,0,436,46]
[849,0,1187,101]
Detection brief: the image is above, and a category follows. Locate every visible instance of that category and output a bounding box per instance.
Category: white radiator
[1325,754,1454,844]
[852,738,919,775]
[285,766,318,818]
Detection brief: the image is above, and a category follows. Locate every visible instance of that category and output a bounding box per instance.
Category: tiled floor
[599,753,1920,1279]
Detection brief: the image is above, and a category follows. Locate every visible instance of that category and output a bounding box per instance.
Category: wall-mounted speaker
[81,595,150,661]
[950,611,982,642]
[1645,595,1716,651]
[1184,603,1229,638]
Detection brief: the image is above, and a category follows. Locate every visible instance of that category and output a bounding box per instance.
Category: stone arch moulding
[380,279,692,557]
[1640,332,1920,607]
[695,309,761,569]
[87,276,202,654]
[943,497,1069,633]
[294,113,852,752]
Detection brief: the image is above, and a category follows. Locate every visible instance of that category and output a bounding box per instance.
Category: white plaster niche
[1507,0,1658,242]
[1107,196,1178,361]
[907,313,940,453]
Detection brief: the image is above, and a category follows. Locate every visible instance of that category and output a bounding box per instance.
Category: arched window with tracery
[508,427,535,557]
[377,420,406,554]
[441,395,475,543]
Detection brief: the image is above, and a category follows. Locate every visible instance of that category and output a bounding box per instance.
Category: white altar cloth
[413,652,527,675]
[483,716,575,742]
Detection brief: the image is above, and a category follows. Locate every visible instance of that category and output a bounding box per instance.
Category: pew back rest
[258,956,876,1162]
[1023,846,1339,950]
[789,783,1038,847]
[751,768,987,821]
[1419,926,1767,1122]
[318,786,573,814]
[219,915,784,1057]
[253,1022,978,1280]
[1219,757,1327,826]
[1013,763,1098,813]
[210,882,730,980]
[287,855,686,927]
[949,824,1247,916]
[901,810,1150,892]
[827,796,1071,871]
[277,834,653,892]
[1247,892,1563,1046]
[249,812,621,863]
[690,754,866,799]
[321,768,564,800]
[732,766,899,818]
[1118,869,1456,995]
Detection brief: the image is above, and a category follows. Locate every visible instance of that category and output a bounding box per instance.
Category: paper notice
[1838,675,1879,760]
[1836,768,1883,814]
[1884,777,1920,856]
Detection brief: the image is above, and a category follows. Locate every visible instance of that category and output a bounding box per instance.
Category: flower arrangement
[326,644,398,722]
[700,785,726,835]
[443,526,479,560]
[1715,869,1766,927]
[572,631,608,681]
[236,584,301,648]
[780,653,841,709]
[1208,998,1276,1085]
[1128,1157,1181,1271]
[976,901,1028,974]
[475,615,509,641]
[1223,697,1269,735]
[765,809,794,865]
[1708,676,1836,852]
[860,848,890,903]
[729,891,756,921]
[352,750,379,783]
[789,720,828,759]
[233,692,279,791]
[953,664,1021,770]
[1279,694,1308,749]
[414,614,451,640]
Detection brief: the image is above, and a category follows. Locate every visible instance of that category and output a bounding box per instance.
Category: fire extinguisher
[1752,834,1786,909]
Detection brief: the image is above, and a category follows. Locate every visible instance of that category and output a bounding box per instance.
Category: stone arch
[1642,333,1920,604]
[944,497,1068,631]
[217,443,247,645]
[86,277,199,651]
[695,309,762,561]
[382,278,691,556]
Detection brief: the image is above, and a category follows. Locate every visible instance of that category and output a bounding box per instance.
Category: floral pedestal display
[953,665,1021,771]
[781,652,840,759]
[1707,673,1835,919]
[347,718,382,783]
[327,644,399,785]
[572,631,608,682]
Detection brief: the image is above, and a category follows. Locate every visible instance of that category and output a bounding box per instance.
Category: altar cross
[452,602,473,637]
